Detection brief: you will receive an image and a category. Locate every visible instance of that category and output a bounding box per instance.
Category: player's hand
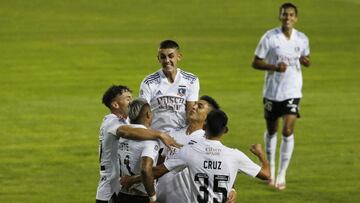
[159,132,183,149]
[299,56,310,67]
[275,62,287,72]
[119,175,136,190]
[250,144,264,157]
[225,188,237,203]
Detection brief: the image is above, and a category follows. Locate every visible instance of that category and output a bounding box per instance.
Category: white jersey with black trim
[255,27,310,101]
[157,127,205,203]
[96,114,128,201]
[139,68,200,132]
[164,139,261,203]
[118,124,160,196]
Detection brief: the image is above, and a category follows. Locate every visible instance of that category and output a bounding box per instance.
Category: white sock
[264,131,277,180]
[277,134,294,182]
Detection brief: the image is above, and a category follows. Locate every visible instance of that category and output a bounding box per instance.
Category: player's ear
[202,123,206,131]
[111,101,119,109]
[223,126,229,134]
[177,52,182,61]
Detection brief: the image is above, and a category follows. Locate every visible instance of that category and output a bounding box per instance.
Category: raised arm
[116,126,182,148]
[252,56,287,72]
[250,144,270,180]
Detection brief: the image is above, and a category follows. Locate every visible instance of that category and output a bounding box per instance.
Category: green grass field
[1,0,359,202]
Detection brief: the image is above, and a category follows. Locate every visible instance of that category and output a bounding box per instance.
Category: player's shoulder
[102,114,125,127]
[293,29,309,41]
[142,70,161,85]
[262,27,282,39]
[179,69,198,83]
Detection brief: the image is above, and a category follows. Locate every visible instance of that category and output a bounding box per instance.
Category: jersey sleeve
[187,77,199,102]
[163,147,187,172]
[139,79,152,103]
[107,119,124,138]
[141,140,160,161]
[254,32,271,59]
[235,150,261,177]
[301,35,310,56]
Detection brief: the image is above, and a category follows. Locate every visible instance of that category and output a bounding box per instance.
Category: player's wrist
[149,194,157,202]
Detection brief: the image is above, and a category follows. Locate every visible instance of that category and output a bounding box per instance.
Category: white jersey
[157,127,205,203]
[96,114,128,201]
[255,27,310,101]
[139,68,200,132]
[118,124,160,196]
[164,139,261,203]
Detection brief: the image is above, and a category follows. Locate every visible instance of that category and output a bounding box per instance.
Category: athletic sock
[264,131,277,181]
[277,134,294,183]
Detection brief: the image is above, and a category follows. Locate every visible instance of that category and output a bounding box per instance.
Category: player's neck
[112,111,127,120]
[186,121,203,135]
[281,26,293,39]
[163,68,177,83]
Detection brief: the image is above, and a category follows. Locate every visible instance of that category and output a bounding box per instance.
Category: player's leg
[276,98,300,190]
[263,98,279,186]
[96,192,117,203]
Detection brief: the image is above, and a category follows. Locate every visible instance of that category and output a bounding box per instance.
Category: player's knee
[282,128,293,137]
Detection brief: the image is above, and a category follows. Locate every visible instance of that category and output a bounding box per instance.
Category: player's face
[279,7,298,30]
[188,100,211,122]
[114,91,133,116]
[157,48,181,73]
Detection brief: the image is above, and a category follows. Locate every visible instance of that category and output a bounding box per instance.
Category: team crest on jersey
[177,86,187,96]
[295,46,300,52]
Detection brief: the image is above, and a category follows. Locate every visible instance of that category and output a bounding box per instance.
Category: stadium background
[0,0,359,202]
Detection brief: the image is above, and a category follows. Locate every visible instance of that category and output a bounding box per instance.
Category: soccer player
[118,98,160,203]
[96,85,180,203]
[157,110,270,202]
[139,40,200,133]
[121,96,237,203]
[251,2,311,190]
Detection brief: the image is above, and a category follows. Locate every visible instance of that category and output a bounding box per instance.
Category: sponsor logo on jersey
[157,96,185,111]
[156,90,163,96]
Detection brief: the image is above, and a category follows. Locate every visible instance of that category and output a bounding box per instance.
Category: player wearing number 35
[153,110,270,203]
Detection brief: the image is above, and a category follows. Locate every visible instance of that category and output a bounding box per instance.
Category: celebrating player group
[95,2,311,203]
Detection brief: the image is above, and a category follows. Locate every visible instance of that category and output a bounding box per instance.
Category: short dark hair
[159,40,180,50]
[102,85,132,109]
[205,109,228,137]
[280,2,298,15]
[200,95,220,110]
[128,98,150,124]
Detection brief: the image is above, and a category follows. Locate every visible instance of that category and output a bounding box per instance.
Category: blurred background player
[251,2,311,190]
[139,40,200,133]
[154,109,270,202]
[118,98,159,203]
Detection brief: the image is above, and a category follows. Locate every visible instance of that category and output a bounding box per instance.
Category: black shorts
[263,98,301,121]
[96,192,118,203]
[118,192,149,203]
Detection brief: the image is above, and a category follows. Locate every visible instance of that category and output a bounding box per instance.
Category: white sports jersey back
[255,27,310,101]
[157,127,205,203]
[139,69,200,132]
[164,139,261,203]
[118,124,160,196]
[96,114,128,201]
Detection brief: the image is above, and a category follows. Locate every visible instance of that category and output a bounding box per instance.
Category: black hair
[280,2,298,15]
[159,40,180,50]
[200,95,220,110]
[102,85,132,109]
[205,109,228,137]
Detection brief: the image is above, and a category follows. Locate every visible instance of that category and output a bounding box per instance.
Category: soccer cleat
[275,174,286,191]
[267,178,275,187]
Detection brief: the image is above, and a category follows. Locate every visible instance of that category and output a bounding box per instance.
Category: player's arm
[252,56,287,72]
[120,163,170,189]
[300,55,310,67]
[249,144,270,180]
[141,157,156,202]
[225,188,237,203]
[116,126,182,148]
